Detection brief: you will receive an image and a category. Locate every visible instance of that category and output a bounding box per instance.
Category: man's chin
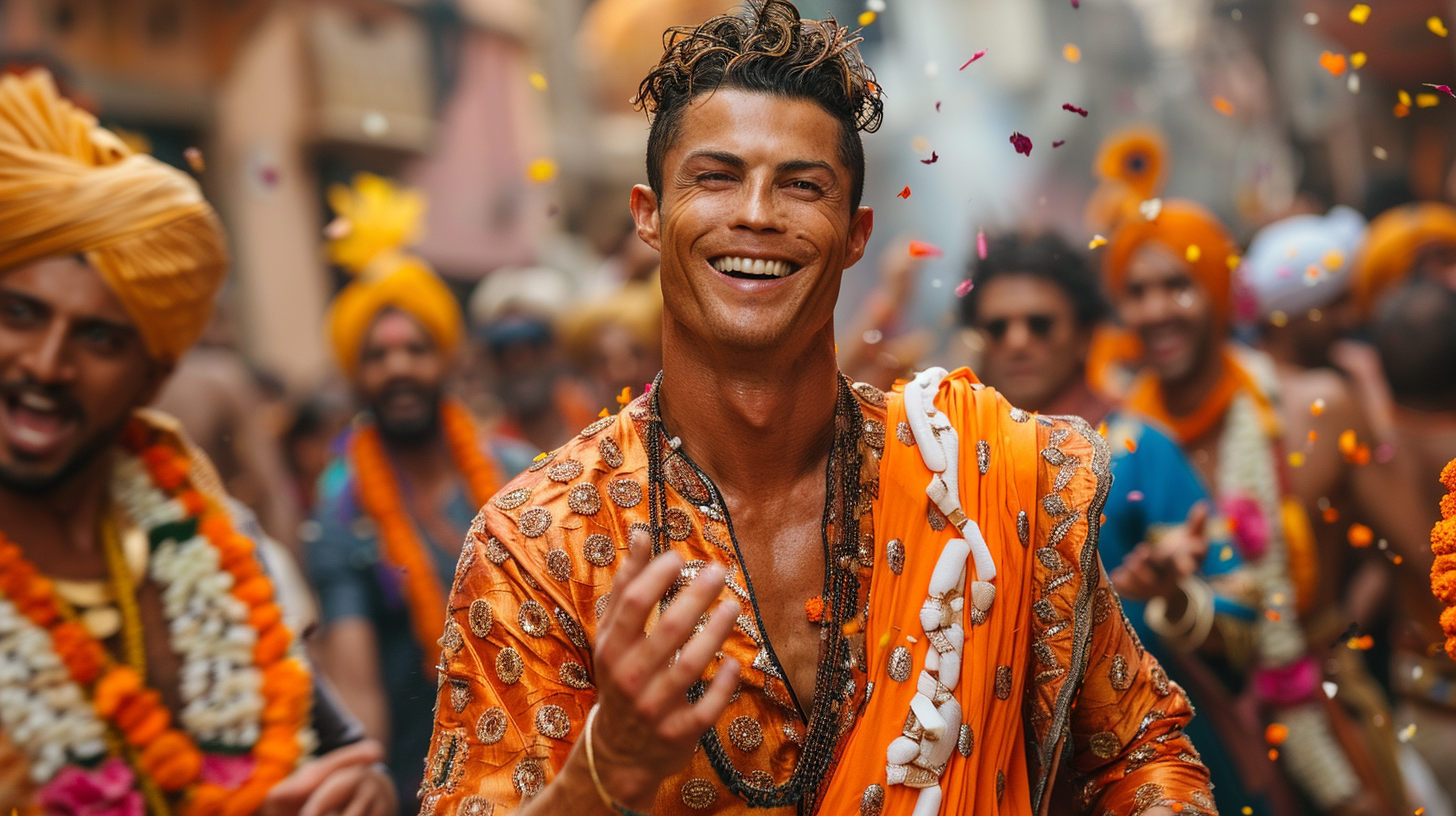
[0,450,94,495]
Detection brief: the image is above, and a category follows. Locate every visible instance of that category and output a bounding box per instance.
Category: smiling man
[0,68,394,816]
[1104,190,1379,815]
[423,3,1212,815]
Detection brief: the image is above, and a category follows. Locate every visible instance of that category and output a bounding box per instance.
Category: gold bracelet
[583,704,652,816]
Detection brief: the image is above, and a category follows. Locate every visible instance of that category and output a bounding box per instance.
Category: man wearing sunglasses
[961,232,1275,815]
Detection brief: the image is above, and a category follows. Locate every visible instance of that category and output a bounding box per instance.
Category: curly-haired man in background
[420,3,1215,815]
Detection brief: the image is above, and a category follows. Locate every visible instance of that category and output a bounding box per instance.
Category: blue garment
[1100,410,1266,816]
[305,429,534,812]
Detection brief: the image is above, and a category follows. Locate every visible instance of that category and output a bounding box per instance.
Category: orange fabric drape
[818,369,1039,815]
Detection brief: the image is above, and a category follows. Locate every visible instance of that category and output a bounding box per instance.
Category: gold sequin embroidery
[958,724,974,757]
[1090,731,1121,759]
[580,416,614,438]
[483,536,510,565]
[559,661,592,689]
[517,507,552,538]
[535,704,570,739]
[888,646,912,682]
[598,435,624,468]
[607,478,642,508]
[477,707,508,744]
[583,533,616,567]
[680,778,718,809]
[1109,653,1132,691]
[548,460,584,482]
[449,677,471,712]
[496,648,524,684]
[493,488,531,511]
[861,783,885,816]
[468,598,494,639]
[896,421,916,447]
[995,665,1012,700]
[567,483,602,516]
[518,599,551,637]
[512,758,546,798]
[664,507,692,541]
[555,607,589,649]
[886,538,905,575]
[727,715,763,752]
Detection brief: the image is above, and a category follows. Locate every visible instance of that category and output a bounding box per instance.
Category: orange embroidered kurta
[422,374,1214,816]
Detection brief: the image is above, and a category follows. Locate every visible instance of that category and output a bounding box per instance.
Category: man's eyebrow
[778,159,836,175]
[683,150,747,170]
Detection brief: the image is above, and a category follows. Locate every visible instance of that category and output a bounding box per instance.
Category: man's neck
[656,320,840,499]
[381,430,455,489]
[1039,373,1115,427]
[0,452,115,557]
[1158,344,1227,419]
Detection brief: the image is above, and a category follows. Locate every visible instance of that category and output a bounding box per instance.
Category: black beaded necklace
[643,373,866,811]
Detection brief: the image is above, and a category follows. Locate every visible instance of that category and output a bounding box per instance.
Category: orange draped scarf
[819,369,1039,815]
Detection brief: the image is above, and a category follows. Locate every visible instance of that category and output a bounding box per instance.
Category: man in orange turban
[1351,202,1456,319]
[421,4,1212,816]
[1099,134,1387,814]
[307,174,536,811]
[0,68,395,816]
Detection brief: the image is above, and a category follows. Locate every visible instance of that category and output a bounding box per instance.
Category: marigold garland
[0,416,314,816]
[1432,458,1456,659]
[350,399,500,673]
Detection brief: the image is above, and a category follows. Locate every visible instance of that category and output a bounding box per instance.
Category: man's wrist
[584,706,661,813]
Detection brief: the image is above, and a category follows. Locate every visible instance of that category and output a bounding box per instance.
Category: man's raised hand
[588,529,742,811]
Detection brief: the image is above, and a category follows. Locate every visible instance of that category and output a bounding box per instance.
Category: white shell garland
[886,368,996,814]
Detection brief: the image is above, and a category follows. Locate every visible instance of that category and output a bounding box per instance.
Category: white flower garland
[0,448,288,787]
[1216,349,1357,809]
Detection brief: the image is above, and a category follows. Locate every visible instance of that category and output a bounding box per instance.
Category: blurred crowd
[7,0,1456,814]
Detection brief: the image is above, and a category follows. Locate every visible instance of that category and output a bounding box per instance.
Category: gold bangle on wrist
[1144,576,1215,652]
[584,704,653,816]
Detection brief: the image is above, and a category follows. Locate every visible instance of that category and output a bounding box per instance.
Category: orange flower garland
[350,399,500,673]
[1431,458,1456,659]
[0,416,314,816]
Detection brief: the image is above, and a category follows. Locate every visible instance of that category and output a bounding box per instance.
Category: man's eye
[698,172,734,183]
[1,301,37,322]
[81,325,122,349]
[789,180,823,193]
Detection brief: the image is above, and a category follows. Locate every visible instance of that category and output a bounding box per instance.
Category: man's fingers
[1185,501,1209,536]
[638,598,740,716]
[631,563,728,672]
[661,656,740,742]
[297,767,363,816]
[267,740,383,804]
[609,529,655,598]
[598,548,685,658]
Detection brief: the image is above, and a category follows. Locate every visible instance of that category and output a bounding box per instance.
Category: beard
[369,379,443,445]
[0,411,124,496]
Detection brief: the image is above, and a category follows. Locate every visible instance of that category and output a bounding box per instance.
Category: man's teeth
[711,257,794,277]
[17,393,57,412]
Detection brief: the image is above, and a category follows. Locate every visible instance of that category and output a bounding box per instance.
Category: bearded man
[420,3,1213,815]
[305,174,536,811]
[0,69,394,816]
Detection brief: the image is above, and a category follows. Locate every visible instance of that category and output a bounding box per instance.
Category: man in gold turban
[0,68,395,816]
[307,173,537,812]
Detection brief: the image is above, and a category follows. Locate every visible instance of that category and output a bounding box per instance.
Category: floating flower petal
[1010,132,1033,156]
[1430,16,1449,37]
[1063,44,1082,63]
[908,240,943,258]
[959,50,987,70]
[1319,52,1347,76]
[1062,103,1089,117]
[1052,140,1066,148]
[955,279,974,297]
[1212,96,1234,115]
[977,230,987,259]
[1425,84,1456,98]
[1350,52,1367,69]
[897,186,911,199]
[1088,235,1108,249]
[920,151,939,164]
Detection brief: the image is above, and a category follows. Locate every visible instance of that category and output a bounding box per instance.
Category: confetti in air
[1348,4,1370,23]
[977,230,988,259]
[960,50,987,69]
[1088,235,1108,249]
[935,101,942,112]
[528,72,548,91]
[1062,103,1089,117]
[1052,140,1066,148]
[1139,198,1163,221]
[897,186,911,199]
[920,151,939,164]
[1010,132,1033,156]
[1348,524,1374,548]
[1264,723,1289,745]
[858,10,876,26]
[1063,44,1082,63]
[955,279,975,297]
[526,158,558,183]
[908,240,943,258]
[1431,17,1449,37]
[1212,96,1234,115]
[1319,52,1347,76]
[1417,93,1441,107]
[1351,52,1367,69]
[1127,491,1144,502]
[1426,84,1456,98]
[183,147,205,173]
[1185,244,1202,262]
[1312,399,1326,416]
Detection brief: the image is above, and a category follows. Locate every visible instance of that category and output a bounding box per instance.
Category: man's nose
[733,176,785,233]
[21,320,73,384]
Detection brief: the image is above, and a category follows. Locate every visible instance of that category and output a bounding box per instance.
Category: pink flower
[1221,494,1268,560]
[1252,655,1320,706]
[1010,132,1033,156]
[201,753,257,789]
[37,759,144,816]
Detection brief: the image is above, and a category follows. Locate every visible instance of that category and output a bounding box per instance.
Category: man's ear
[844,206,875,269]
[630,185,662,252]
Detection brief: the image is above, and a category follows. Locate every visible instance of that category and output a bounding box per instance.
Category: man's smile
[709,255,802,280]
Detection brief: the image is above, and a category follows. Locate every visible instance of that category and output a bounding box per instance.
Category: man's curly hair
[635,0,884,211]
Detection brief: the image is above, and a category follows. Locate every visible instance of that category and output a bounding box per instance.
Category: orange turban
[324,173,463,378]
[1104,200,1240,326]
[0,69,227,363]
[1351,202,1456,318]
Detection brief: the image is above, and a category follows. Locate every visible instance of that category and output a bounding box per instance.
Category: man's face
[0,256,169,492]
[973,276,1089,412]
[630,90,873,353]
[357,309,446,442]
[1117,243,1217,384]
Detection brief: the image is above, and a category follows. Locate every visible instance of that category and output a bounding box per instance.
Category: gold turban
[1351,202,1456,318]
[0,69,227,363]
[324,173,462,378]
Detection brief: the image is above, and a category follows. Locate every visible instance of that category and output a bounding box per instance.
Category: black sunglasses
[983,314,1056,341]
